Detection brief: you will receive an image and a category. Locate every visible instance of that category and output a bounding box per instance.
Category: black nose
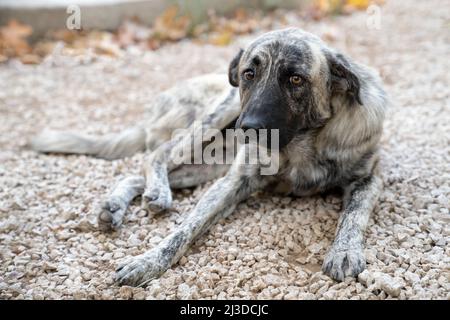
[239,118,265,131]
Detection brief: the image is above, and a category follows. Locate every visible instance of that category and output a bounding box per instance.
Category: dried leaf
[90,32,122,57]
[234,8,249,22]
[209,30,233,46]
[147,38,162,50]
[116,19,153,48]
[346,0,371,10]
[33,41,57,57]
[315,0,344,15]
[153,5,191,41]
[0,20,33,59]
[310,0,377,19]
[20,54,41,64]
[51,29,84,44]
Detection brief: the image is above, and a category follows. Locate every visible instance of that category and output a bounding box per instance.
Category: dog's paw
[322,247,366,282]
[142,187,172,213]
[97,197,127,231]
[115,251,168,286]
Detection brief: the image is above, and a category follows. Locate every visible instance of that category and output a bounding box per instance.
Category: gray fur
[30,28,388,285]
[98,175,145,231]
[30,127,147,160]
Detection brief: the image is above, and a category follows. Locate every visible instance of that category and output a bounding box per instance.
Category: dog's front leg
[116,149,267,286]
[142,89,240,212]
[322,174,382,281]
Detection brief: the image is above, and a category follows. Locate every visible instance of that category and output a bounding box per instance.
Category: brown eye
[290,75,302,86]
[243,70,255,81]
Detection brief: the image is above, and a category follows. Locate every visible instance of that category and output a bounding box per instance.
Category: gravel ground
[0,0,449,299]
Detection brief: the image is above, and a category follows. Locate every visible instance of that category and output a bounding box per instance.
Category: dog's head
[229,28,362,148]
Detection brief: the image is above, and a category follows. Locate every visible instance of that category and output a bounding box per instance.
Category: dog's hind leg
[30,75,231,160]
[116,146,270,286]
[98,175,145,231]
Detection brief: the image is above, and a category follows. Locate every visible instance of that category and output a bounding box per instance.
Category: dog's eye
[290,75,302,86]
[243,70,255,81]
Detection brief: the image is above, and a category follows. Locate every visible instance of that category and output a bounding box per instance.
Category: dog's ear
[228,49,244,87]
[326,52,362,105]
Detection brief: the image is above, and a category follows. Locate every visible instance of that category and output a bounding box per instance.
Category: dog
[30,28,388,286]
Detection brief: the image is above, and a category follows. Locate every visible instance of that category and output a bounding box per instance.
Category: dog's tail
[29,127,146,160]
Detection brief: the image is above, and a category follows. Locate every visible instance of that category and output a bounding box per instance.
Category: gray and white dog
[31,28,388,286]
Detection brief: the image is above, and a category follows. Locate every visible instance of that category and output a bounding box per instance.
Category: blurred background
[0,0,375,64]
